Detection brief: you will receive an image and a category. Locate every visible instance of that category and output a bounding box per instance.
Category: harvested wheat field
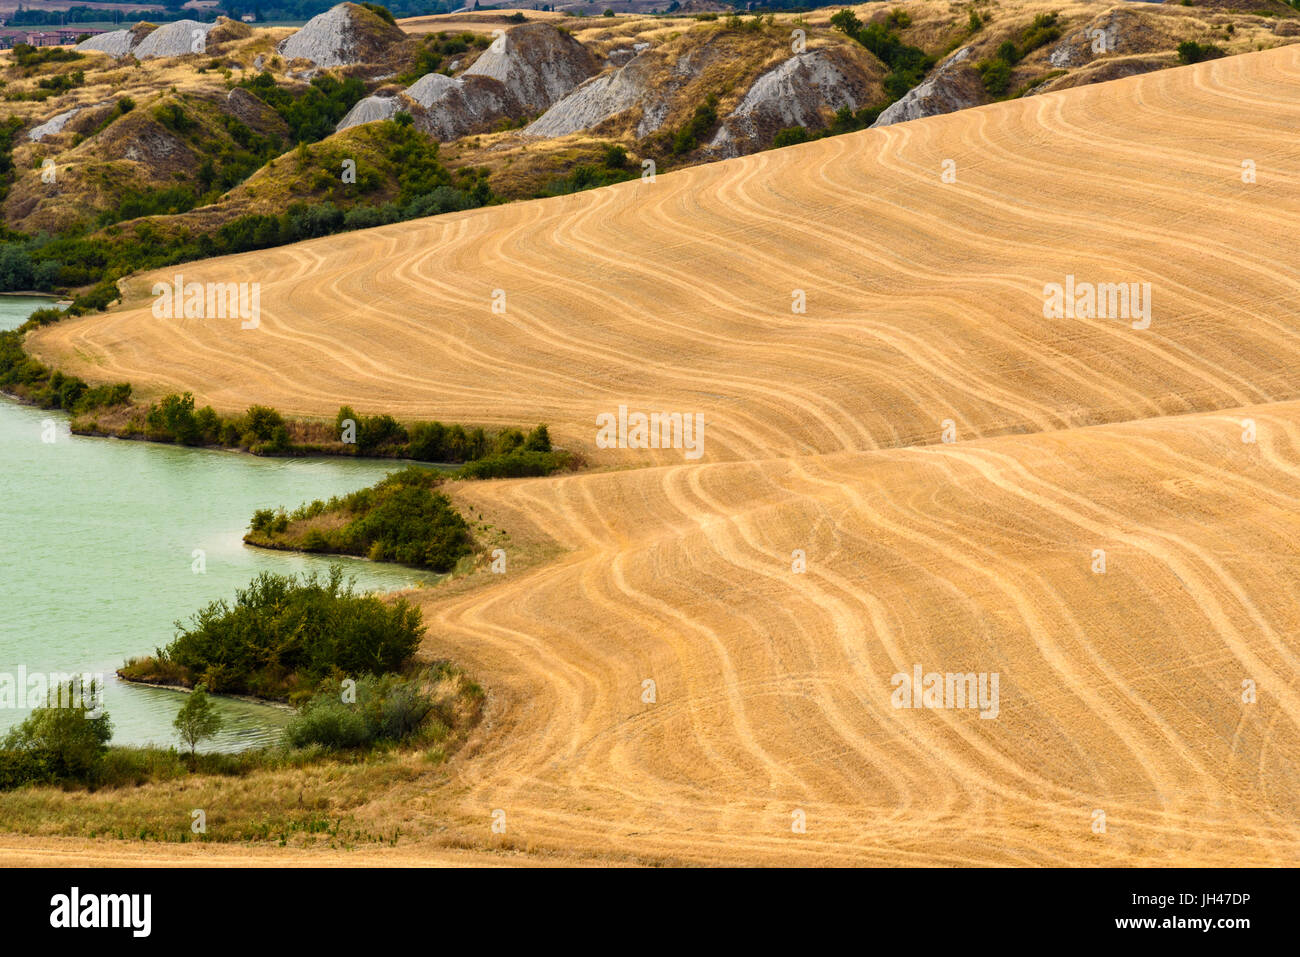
[22,44,1300,865]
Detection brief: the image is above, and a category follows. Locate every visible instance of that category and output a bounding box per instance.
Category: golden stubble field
[19,44,1300,866]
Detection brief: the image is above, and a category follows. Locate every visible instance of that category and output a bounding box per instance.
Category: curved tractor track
[22,45,1300,865]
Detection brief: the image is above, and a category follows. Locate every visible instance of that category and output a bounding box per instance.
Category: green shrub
[153,102,197,135]
[978,58,1013,94]
[155,567,426,698]
[0,749,56,789]
[1019,12,1061,55]
[242,404,285,441]
[1177,41,1226,64]
[773,126,810,148]
[602,144,628,169]
[671,95,719,155]
[456,449,566,480]
[285,672,445,750]
[11,43,82,70]
[67,278,119,315]
[361,2,397,25]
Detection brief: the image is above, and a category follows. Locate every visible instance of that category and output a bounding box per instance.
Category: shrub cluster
[396,30,491,85]
[337,405,552,462]
[285,670,451,750]
[237,72,367,145]
[669,94,719,156]
[125,568,425,699]
[832,8,933,102]
[10,43,82,71]
[1177,41,1226,65]
[771,100,887,152]
[250,466,474,572]
[535,144,636,197]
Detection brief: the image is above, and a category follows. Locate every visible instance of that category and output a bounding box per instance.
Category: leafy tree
[2,680,111,782]
[523,424,551,452]
[829,8,862,37]
[173,683,223,757]
[146,391,200,444]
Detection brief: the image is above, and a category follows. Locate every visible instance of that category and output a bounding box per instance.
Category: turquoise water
[0,296,432,751]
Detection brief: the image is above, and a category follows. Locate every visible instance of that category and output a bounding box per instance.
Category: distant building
[0,27,102,49]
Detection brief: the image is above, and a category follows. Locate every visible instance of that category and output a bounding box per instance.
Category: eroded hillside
[2,0,1296,282]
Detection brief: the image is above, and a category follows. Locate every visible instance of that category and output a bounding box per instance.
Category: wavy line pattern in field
[29,46,1300,465]
[414,401,1300,865]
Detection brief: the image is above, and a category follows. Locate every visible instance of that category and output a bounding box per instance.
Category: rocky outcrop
[871,46,985,128]
[75,29,141,58]
[28,106,87,142]
[335,22,595,139]
[709,49,871,157]
[337,93,402,128]
[277,2,405,68]
[523,54,652,138]
[134,20,216,58]
[461,22,597,112]
[402,73,520,140]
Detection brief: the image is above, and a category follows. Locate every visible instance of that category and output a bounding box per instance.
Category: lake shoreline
[114,673,296,712]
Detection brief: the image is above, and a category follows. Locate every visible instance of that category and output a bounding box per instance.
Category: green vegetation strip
[247,466,474,572]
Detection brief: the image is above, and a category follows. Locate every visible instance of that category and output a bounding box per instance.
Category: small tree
[174,683,223,758]
[830,8,863,38]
